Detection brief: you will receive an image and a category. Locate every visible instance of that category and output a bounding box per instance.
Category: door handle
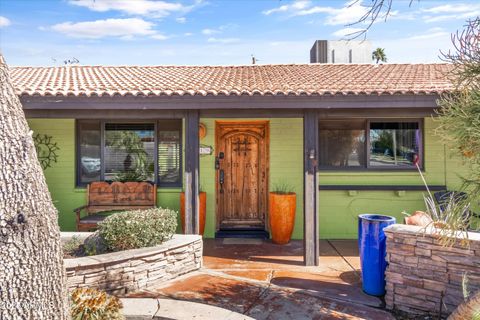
[219,169,224,185]
[219,169,225,193]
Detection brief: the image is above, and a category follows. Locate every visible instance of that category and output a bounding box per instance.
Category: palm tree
[372,48,387,64]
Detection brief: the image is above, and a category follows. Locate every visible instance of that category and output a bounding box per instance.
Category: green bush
[98,207,177,251]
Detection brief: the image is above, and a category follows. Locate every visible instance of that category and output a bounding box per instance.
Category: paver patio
[128,239,395,319]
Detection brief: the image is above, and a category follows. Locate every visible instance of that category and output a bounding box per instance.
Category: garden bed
[63,232,202,295]
[384,224,480,317]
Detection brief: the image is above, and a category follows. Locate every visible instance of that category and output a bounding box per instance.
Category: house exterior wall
[318,118,468,239]
[27,119,182,232]
[28,117,468,239]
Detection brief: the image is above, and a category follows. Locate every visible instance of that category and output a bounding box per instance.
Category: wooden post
[185,110,200,234]
[304,109,319,266]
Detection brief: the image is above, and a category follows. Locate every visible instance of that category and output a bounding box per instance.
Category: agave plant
[411,155,475,247]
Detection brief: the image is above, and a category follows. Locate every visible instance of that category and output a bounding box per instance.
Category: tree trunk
[0,55,69,318]
[448,290,480,320]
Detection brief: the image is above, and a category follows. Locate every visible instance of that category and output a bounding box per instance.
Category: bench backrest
[87,181,157,207]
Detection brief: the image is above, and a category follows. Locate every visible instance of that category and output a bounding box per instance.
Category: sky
[0,0,479,66]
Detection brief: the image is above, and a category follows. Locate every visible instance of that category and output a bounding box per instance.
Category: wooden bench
[74,181,157,231]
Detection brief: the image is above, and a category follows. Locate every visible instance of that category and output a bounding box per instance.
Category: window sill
[319,185,446,191]
[73,186,182,193]
[318,170,424,176]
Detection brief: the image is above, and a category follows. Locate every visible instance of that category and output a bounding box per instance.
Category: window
[319,119,423,170]
[369,122,421,168]
[331,49,335,63]
[157,120,182,187]
[76,120,182,187]
[104,123,155,182]
[77,120,101,185]
[349,49,353,63]
[319,120,365,168]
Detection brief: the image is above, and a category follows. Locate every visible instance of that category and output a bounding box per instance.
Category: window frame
[318,118,424,171]
[76,119,182,188]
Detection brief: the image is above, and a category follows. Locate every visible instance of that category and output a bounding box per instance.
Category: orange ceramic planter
[180,192,206,236]
[269,192,296,245]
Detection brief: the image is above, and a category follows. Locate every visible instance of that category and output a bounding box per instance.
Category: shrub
[70,287,123,320]
[63,236,82,257]
[83,231,108,256]
[98,207,177,251]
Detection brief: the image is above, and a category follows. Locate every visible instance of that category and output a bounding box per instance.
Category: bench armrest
[73,205,89,229]
[73,205,88,214]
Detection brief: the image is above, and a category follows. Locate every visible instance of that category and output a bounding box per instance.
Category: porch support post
[185,109,200,234]
[303,109,319,266]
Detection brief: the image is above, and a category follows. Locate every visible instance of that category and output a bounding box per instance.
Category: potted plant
[180,187,207,236]
[269,183,296,244]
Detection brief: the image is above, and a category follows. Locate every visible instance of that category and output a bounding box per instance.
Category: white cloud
[184,32,193,36]
[201,24,238,37]
[0,16,11,28]
[332,27,366,38]
[423,12,480,23]
[262,0,310,15]
[263,0,371,26]
[51,18,157,39]
[176,17,187,23]
[202,28,220,35]
[151,34,168,40]
[422,4,480,14]
[207,37,240,44]
[420,3,480,23]
[407,28,449,40]
[69,0,198,18]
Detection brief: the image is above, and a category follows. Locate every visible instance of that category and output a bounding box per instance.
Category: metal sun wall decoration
[33,134,60,170]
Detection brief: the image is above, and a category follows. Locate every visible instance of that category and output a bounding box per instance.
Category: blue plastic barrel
[358,214,396,296]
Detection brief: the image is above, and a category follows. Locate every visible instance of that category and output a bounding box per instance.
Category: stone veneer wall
[385,224,480,317]
[64,234,202,295]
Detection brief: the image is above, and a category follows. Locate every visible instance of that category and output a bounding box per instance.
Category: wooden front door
[216,121,269,230]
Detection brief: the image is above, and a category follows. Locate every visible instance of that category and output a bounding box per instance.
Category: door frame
[215,120,270,231]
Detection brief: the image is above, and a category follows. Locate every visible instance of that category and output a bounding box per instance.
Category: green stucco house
[10,63,464,265]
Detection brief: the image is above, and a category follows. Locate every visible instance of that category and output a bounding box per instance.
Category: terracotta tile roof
[9,63,454,97]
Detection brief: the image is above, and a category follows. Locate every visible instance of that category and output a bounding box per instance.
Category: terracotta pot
[180,192,207,236]
[404,211,433,227]
[269,192,296,245]
[462,150,474,158]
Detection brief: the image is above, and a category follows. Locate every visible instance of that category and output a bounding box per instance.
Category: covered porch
[127,238,394,319]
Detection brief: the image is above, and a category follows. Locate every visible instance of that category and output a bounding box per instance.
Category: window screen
[157,120,182,187]
[104,123,155,182]
[77,120,101,185]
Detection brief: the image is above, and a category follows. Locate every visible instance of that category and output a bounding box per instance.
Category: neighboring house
[310,40,372,63]
[10,63,462,265]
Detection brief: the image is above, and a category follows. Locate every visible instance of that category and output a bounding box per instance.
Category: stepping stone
[121,298,253,320]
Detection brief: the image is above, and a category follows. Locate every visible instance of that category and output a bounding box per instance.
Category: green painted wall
[28,117,470,239]
[27,119,181,232]
[318,118,469,239]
